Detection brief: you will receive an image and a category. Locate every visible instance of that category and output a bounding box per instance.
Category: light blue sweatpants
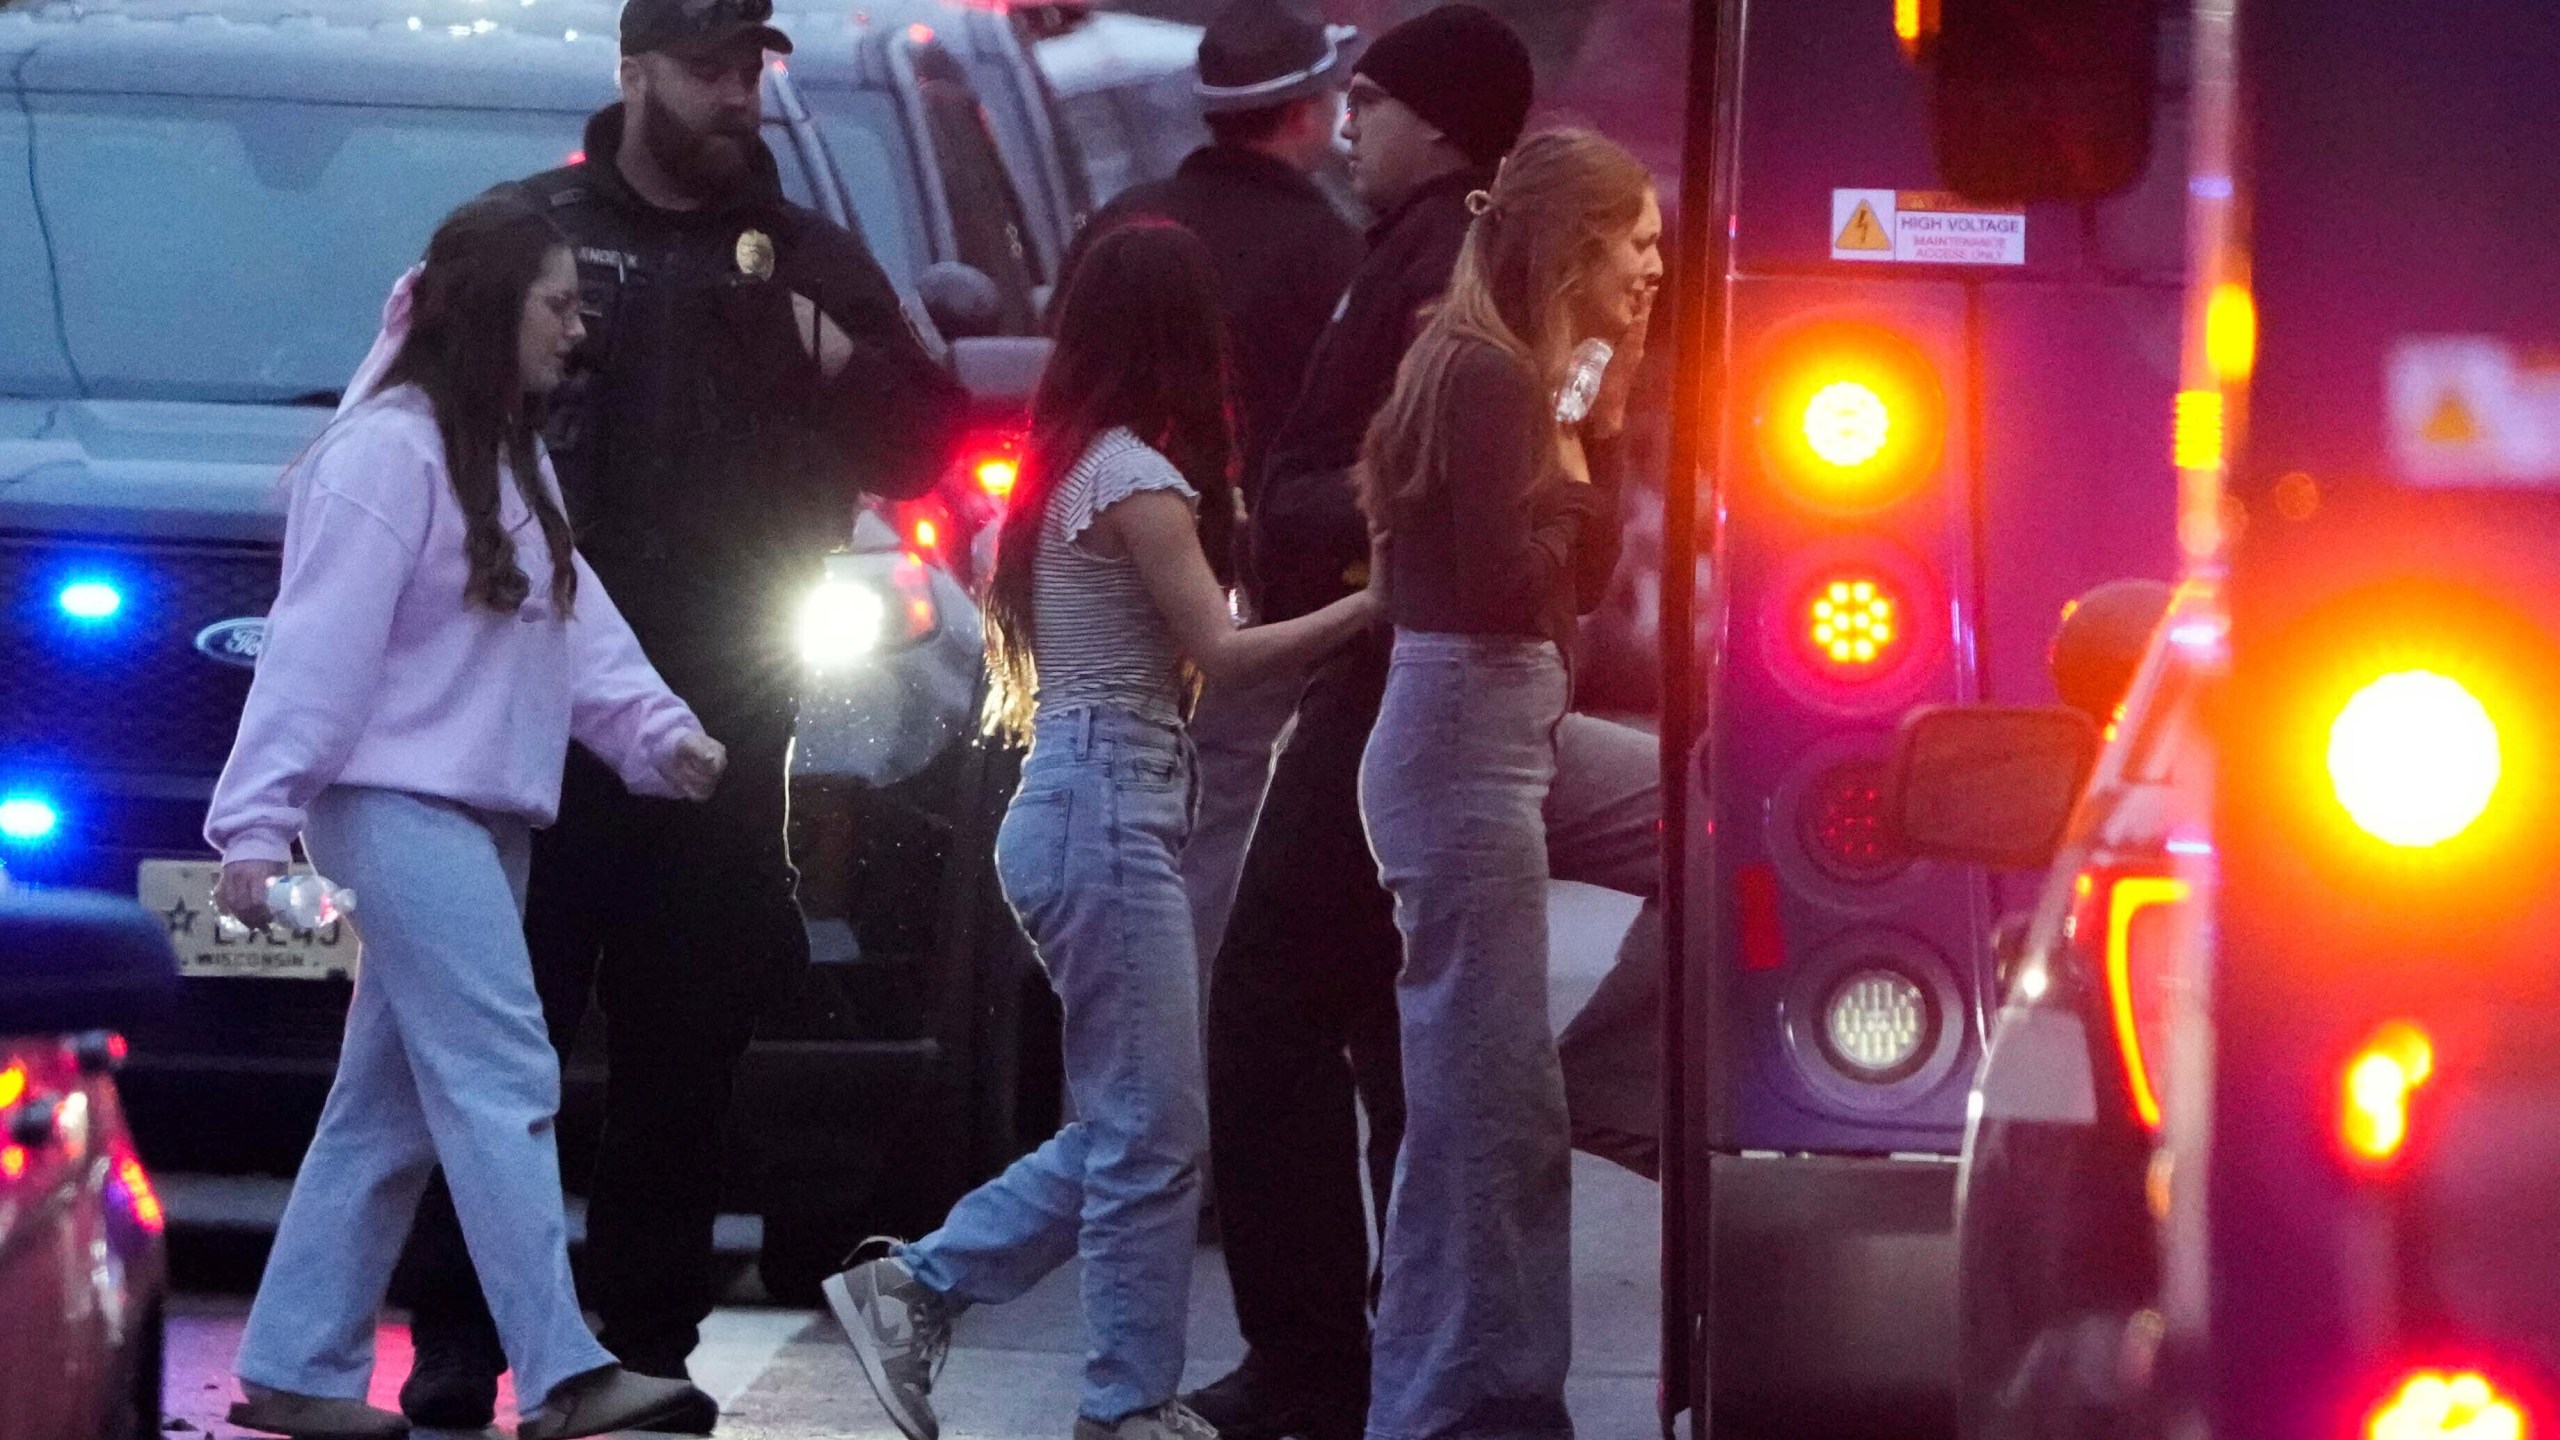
[234,786,612,1409]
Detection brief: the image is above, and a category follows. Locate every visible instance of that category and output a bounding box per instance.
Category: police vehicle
[1654,0,2183,1432]
[0,4,1056,1300]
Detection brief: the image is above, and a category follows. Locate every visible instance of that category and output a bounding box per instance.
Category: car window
[0,106,77,398]
[808,98,927,289]
[916,74,1041,333]
[764,119,821,210]
[21,92,587,402]
[1059,89,1144,205]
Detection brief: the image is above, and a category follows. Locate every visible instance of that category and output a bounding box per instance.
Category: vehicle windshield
[1,93,817,404]
[806,90,926,288]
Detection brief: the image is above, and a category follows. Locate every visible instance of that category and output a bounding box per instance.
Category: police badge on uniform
[735,228,776,279]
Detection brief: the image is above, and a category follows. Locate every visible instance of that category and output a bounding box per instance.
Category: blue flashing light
[58,580,124,622]
[0,796,60,844]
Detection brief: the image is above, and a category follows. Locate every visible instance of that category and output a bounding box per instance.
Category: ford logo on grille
[194,617,266,668]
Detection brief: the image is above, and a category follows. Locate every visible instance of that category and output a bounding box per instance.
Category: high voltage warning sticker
[1831,189,2027,265]
[2389,336,2560,486]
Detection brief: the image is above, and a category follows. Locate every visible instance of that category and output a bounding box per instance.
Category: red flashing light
[975,453,1021,501]
[914,517,940,551]
[566,149,586,166]
[1801,573,1905,678]
[1798,758,1904,884]
[906,22,935,44]
[2368,1369,2527,1440]
[2342,1021,2436,1169]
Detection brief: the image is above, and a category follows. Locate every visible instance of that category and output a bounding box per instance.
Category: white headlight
[1823,969,1929,1079]
[799,577,887,669]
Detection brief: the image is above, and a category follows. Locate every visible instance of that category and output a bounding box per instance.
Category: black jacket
[1253,166,1493,623]
[511,105,966,718]
[1057,145,1363,530]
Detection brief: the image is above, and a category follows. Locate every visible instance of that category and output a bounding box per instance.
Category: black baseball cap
[620,0,792,58]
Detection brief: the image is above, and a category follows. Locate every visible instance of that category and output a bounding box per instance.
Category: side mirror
[1888,704,2099,870]
[949,336,1052,419]
[1931,0,2164,203]
[919,262,1005,342]
[0,888,180,1035]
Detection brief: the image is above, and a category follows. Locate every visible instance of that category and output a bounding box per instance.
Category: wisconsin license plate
[138,858,360,981]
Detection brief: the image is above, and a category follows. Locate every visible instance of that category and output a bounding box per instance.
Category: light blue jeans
[900,704,1204,1424]
[1359,632,1574,1440]
[235,787,612,1409]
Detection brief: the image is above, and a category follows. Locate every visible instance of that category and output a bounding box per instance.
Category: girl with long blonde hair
[1354,128,1662,1439]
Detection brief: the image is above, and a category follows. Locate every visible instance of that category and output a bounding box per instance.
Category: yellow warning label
[1835,200,1893,252]
[2422,392,2482,445]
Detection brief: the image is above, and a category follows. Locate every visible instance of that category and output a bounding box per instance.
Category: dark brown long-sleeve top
[1380,340,1626,652]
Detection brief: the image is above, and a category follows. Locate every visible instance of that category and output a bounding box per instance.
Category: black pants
[393,708,808,1378]
[1206,632,1404,1409]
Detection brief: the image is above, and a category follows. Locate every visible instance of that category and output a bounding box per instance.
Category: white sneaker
[823,1246,958,1440]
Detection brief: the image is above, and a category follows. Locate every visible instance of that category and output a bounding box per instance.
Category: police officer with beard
[391,0,966,1428]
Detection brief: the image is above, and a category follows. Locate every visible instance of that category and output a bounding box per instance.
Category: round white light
[798,578,886,669]
[1824,969,1929,1078]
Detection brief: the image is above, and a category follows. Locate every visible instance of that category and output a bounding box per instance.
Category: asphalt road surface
[164,883,1660,1440]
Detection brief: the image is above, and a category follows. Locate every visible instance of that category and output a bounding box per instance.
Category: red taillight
[913,517,940,551]
[2341,1020,2436,1169]
[1736,862,1786,971]
[1800,571,1905,678]
[1797,758,1906,884]
[2082,871,2195,1131]
[974,453,1021,501]
[2368,1369,2529,1440]
[111,1153,164,1234]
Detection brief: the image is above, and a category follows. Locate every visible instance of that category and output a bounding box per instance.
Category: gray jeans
[903,704,1204,1425]
[1360,631,1576,1440]
[235,787,613,1409]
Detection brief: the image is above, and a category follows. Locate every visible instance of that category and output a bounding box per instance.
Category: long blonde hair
[1358,129,1653,526]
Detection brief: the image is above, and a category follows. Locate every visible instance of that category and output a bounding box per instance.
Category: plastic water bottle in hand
[1555,338,1615,425]
[217,873,356,940]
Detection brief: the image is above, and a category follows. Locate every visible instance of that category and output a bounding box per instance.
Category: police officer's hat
[1194,0,1362,114]
[620,0,793,59]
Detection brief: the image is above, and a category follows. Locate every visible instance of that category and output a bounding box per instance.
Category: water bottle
[1555,338,1615,425]
[217,873,356,940]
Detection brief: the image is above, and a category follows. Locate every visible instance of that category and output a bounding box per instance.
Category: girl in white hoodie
[208,193,724,1440]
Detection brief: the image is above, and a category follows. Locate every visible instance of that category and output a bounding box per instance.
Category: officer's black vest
[520,166,836,594]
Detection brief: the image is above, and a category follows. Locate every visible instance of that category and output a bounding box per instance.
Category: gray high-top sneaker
[1073,1401,1223,1440]
[823,1245,959,1440]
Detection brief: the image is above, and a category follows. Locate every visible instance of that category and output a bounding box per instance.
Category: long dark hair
[378,192,580,615]
[984,219,1236,739]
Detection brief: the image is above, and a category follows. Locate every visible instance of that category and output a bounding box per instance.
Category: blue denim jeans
[900,704,1204,1424]
[235,787,613,1410]
[1359,632,1574,1440]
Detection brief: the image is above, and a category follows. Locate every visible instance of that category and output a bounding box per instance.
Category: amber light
[1756,324,1945,512]
[0,1063,23,1110]
[113,1154,165,1234]
[0,1146,23,1181]
[1804,575,1903,674]
[2368,1370,2527,1440]
[2341,1021,2436,1167]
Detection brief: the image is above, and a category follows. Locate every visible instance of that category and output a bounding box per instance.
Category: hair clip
[1465,189,1496,218]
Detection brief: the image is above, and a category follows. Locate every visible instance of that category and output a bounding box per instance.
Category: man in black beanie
[1187,9,1539,1440]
